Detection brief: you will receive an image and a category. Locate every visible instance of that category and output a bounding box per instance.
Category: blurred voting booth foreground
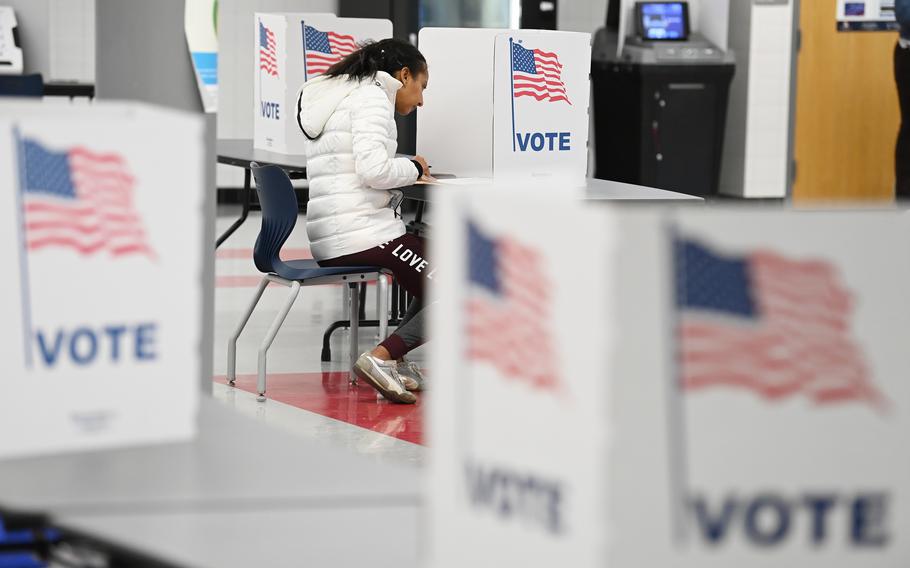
[254,12,392,155]
[429,188,910,567]
[417,27,591,187]
[0,101,206,458]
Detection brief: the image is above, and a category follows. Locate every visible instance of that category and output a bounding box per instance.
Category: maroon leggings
[319,233,433,358]
[319,233,432,299]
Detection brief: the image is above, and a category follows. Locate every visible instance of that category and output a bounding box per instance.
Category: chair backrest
[0,74,44,97]
[250,163,299,274]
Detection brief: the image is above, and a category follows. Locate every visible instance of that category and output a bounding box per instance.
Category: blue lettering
[544,132,558,149]
[514,132,572,152]
[135,323,157,361]
[745,495,790,546]
[516,132,531,152]
[36,329,65,366]
[692,492,891,547]
[803,494,837,544]
[260,101,281,120]
[852,494,889,546]
[464,461,563,534]
[104,325,127,362]
[691,495,737,544]
[34,323,159,367]
[69,328,98,365]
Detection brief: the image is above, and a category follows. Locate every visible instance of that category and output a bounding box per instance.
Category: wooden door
[793,1,901,201]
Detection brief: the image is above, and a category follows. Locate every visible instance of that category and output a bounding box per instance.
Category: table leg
[216,168,252,248]
[414,201,426,225]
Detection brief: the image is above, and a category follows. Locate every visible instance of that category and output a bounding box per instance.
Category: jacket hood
[296,71,403,140]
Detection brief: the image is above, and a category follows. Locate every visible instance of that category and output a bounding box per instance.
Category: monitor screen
[638,2,689,41]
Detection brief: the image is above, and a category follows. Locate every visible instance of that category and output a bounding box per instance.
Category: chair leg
[378,275,389,341]
[341,282,350,322]
[349,282,360,384]
[227,277,270,386]
[256,281,301,401]
[375,279,382,340]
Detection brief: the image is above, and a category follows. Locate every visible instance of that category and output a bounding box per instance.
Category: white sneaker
[396,358,426,392]
[353,352,417,404]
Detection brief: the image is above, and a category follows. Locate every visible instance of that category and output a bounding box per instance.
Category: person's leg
[318,234,434,402]
[375,298,427,361]
[895,43,910,198]
[319,233,430,299]
[321,233,433,361]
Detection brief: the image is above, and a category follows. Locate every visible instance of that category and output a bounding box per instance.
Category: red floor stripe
[213,372,424,445]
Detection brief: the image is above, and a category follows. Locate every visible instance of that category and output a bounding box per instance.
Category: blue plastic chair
[226,163,390,400]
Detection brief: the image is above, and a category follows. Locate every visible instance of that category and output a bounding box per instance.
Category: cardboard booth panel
[0,102,205,458]
[672,211,910,564]
[253,13,393,155]
[429,187,612,568]
[492,31,591,186]
[416,28,508,178]
[300,16,392,82]
[429,191,910,566]
[254,12,290,152]
[615,209,910,566]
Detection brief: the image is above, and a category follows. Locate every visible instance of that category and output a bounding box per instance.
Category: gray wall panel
[95,0,215,394]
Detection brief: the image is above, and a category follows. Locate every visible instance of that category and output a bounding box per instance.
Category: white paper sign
[836,0,899,31]
[0,101,204,459]
[253,13,393,155]
[492,31,591,187]
[428,187,613,567]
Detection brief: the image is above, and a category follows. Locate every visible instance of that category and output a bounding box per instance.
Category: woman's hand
[413,155,430,177]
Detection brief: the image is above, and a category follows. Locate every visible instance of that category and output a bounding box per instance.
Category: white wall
[720,0,794,198]
[5,0,95,83]
[556,0,606,35]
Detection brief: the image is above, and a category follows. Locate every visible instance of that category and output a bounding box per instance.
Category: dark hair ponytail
[324,38,427,81]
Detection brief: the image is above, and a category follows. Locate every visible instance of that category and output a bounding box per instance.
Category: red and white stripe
[24,147,154,258]
[466,238,562,394]
[513,49,570,104]
[679,250,882,407]
[260,27,278,77]
[305,31,358,75]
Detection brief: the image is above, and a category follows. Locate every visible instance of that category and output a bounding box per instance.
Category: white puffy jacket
[296,71,419,261]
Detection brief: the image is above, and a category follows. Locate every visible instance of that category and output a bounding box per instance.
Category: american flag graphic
[259,21,278,77]
[465,221,562,393]
[303,25,357,76]
[675,238,883,408]
[18,138,154,258]
[511,42,570,104]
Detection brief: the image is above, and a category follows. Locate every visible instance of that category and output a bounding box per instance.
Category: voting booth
[429,189,910,566]
[0,101,206,458]
[418,28,591,186]
[591,0,735,197]
[253,13,392,155]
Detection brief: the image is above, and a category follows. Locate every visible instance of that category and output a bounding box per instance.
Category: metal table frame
[215,139,308,248]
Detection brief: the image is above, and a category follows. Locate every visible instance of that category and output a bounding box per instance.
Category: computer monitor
[635,2,690,41]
